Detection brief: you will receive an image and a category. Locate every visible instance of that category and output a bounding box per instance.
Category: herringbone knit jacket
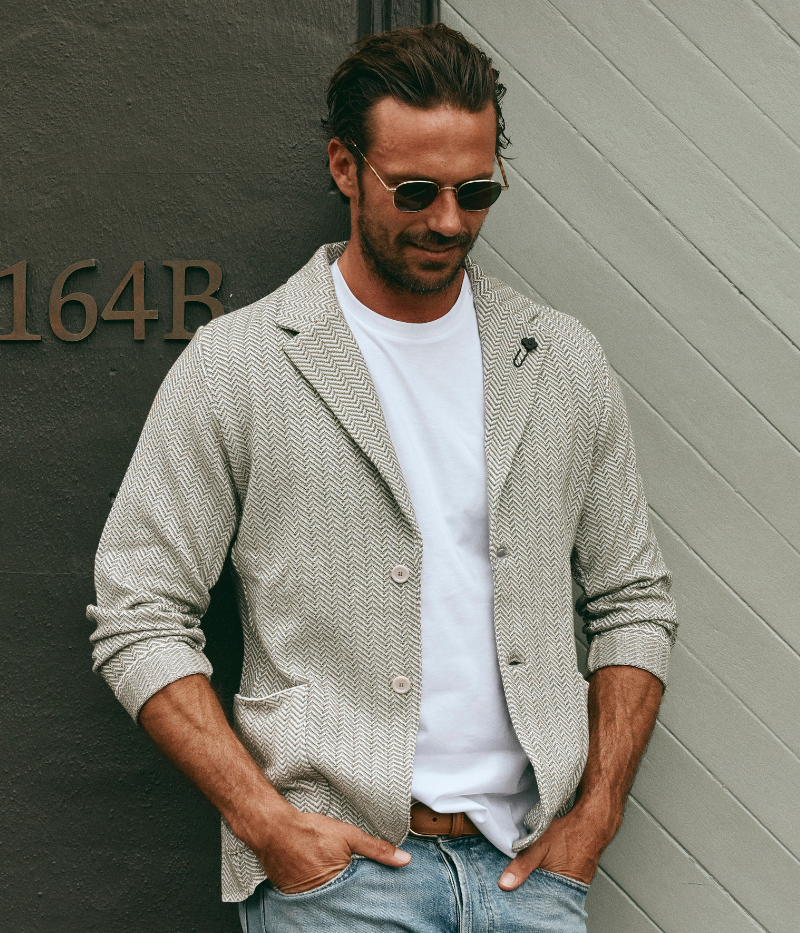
[88,242,677,902]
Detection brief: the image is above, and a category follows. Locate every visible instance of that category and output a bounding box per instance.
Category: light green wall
[447,2,800,930]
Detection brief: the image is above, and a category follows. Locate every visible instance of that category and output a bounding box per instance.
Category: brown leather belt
[409,802,481,838]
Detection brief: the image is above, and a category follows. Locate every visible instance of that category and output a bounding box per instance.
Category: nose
[425,188,463,238]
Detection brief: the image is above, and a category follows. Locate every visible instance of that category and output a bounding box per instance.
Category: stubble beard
[356,200,479,296]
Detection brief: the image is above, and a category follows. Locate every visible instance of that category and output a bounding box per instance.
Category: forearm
[139,672,410,893]
[572,664,663,841]
[138,673,293,853]
[499,663,662,888]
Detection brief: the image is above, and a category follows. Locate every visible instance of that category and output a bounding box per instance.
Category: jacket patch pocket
[234,684,312,790]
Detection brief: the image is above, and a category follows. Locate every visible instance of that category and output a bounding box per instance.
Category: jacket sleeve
[87,327,239,719]
[571,358,677,687]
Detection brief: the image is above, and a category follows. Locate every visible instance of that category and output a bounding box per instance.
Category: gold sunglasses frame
[348,142,509,213]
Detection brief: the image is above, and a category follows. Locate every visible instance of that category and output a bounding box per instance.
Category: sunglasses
[349,142,509,213]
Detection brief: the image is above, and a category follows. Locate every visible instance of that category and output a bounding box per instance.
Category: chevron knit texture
[88,243,677,902]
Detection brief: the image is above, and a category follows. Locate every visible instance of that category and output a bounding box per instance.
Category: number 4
[101,261,157,340]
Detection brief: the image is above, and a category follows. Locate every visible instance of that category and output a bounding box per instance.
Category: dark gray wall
[0,2,361,931]
[360,0,439,34]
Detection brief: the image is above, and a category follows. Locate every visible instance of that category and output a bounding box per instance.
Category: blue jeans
[238,834,588,932]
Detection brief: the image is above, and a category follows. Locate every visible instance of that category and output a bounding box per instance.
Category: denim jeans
[238,834,588,933]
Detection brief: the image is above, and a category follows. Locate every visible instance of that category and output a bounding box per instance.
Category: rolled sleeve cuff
[101,638,213,720]
[586,622,673,688]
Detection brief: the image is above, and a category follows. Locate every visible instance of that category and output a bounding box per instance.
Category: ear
[328,139,358,201]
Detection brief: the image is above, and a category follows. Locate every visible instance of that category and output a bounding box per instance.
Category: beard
[356,194,479,295]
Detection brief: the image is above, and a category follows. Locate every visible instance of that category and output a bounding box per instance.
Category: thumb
[345,827,412,867]
[499,839,545,891]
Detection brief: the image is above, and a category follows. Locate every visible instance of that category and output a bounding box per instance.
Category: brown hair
[322,23,509,157]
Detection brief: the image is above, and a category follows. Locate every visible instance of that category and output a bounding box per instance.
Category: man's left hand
[497,666,663,891]
[497,804,612,890]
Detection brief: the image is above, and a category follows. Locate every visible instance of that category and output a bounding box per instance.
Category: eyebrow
[383,168,496,186]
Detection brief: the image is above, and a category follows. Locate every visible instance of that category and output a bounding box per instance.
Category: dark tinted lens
[456,181,502,211]
[393,181,439,212]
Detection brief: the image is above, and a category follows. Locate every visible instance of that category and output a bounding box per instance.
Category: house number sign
[0,259,223,342]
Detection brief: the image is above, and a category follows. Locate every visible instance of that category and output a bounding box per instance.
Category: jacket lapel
[276,244,418,530]
[469,260,552,513]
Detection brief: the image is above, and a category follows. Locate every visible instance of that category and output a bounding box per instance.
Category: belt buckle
[408,801,446,837]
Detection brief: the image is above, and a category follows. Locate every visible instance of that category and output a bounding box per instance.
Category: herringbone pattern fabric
[88,243,676,902]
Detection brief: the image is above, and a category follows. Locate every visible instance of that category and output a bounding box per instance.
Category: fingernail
[499,872,516,889]
[395,849,411,864]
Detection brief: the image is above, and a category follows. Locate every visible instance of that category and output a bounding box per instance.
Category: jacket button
[495,547,508,558]
[391,565,410,583]
[391,676,412,694]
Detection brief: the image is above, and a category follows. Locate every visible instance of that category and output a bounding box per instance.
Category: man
[88,24,676,933]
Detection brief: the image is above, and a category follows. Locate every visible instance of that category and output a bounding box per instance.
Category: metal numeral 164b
[0,259,223,342]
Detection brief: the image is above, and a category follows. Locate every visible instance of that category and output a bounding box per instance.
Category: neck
[336,238,465,324]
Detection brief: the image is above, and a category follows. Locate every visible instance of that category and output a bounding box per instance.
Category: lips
[408,239,465,254]
[413,244,456,254]
[402,232,471,254]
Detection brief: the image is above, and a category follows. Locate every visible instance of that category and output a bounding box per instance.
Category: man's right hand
[254,809,411,895]
[138,676,411,898]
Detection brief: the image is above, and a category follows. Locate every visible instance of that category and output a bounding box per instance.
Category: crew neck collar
[331,259,473,342]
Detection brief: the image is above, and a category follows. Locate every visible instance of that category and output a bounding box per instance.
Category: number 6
[49,259,98,341]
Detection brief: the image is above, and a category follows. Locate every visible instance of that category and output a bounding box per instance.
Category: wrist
[226,783,298,854]
[570,789,623,846]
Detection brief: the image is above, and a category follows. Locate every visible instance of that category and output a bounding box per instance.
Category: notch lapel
[470,262,552,513]
[276,245,417,531]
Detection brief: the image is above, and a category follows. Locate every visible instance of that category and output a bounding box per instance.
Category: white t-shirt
[331,261,539,857]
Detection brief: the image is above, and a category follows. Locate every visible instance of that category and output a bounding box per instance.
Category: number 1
[0,261,41,341]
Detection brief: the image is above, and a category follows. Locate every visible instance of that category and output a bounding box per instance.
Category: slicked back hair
[322,23,509,162]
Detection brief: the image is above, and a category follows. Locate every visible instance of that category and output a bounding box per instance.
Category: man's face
[352,98,498,295]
